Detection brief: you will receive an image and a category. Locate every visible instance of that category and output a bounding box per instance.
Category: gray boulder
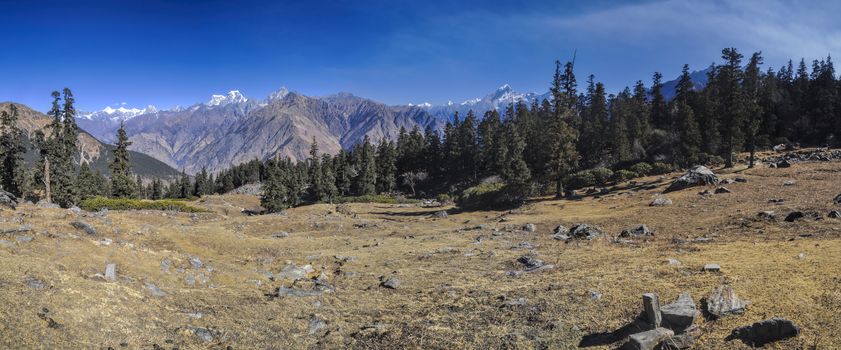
[726,318,800,347]
[105,263,117,282]
[620,224,653,238]
[705,284,748,318]
[0,190,18,210]
[714,187,732,194]
[517,255,545,270]
[552,225,569,241]
[627,327,674,350]
[829,210,841,219]
[271,231,289,238]
[834,193,841,205]
[784,211,804,222]
[522,223,536,233]
[568,224,603,240]
[433,210,448,218]
[70,221,97,235]
[36,200,61,209]
[660,293,699,333]
[664,166,718,193]
[380,276,400,289]
[649,197,673,206]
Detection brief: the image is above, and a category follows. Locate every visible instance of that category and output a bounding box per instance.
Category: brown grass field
[2,154,841,349]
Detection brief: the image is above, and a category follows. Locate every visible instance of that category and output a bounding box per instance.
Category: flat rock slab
[105,263,117,281]
[70,221,97,235]
[702,263,720,272]
[706,284,748,318]
[727,317,800,347]
[276,287,323,297]
[627,327,674,350]
[620,224,653,238]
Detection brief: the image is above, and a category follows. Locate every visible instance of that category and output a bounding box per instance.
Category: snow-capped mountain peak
[208,90,248,106]
[408,102,432,108]
[80,105,157,121]
[267,87,290,101]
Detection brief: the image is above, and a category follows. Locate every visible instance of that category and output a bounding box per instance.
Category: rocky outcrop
[726,318,800,347]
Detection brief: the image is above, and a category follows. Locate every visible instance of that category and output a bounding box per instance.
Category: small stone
[619,224,653,238]
[782,180,796,186]
[568,224,603,240]
[276,287,322,297]
[797,252,806,259]
[726,318,800,347]
[715,187,732,194]
[784,211,804,222]
[380,276,400,289]
[160,259,171,272]
[588,290,602,301]
[734,177,748,183]
[828,210,841,218]
[189,256,203,269]
[192,327,213,342]
[308,317,328,336]
[706,284,748,318]
[627,327,674,350]
[522,223,536,233]
[702,263,720,272]
[70,221,97,235]
[25,276,45,290]
[105,263,117,281]
[649,197,673,206]
[517,255,545,270]
[433,210,448,218]
[145,283,167,297]
[271,231,289,238]
[502,297,527,307]
[757,211,776,220]
[666,258,682,266]
[15,236,33,243]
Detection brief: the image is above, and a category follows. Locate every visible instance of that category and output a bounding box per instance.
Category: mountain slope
[80,90,443,174]
[0,102,180,180]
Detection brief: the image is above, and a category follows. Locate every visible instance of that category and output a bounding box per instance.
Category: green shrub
[79,197,208,213]
[613,169,637,182]
[629,162,653,176]
[591,167,614,186]
[436,193,452,204]
[456,182,525,210]
[565,171,596,190]
[650,162,673,175]
[698,153,724,166]
[336,194,420,204]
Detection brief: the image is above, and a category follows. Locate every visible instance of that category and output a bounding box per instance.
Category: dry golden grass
[2,157,841,349]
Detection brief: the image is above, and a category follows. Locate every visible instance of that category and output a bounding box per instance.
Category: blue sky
[2,0,840,112]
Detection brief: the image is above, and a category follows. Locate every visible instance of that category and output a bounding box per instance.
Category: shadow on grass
[578,314,648,348]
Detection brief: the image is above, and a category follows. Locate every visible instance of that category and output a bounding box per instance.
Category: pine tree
[136,176,145,199]
[357,136,377,195]
[178,170,191,199]
[110,122,137,198]
[320,154,339,202]
[194,167,209,197]
[549,60,580,198]
[261,160,289,213]
[499,117,531,187]
[650,72,668,131]
[307,138,323,200]
[717,48,747,167]
[673,64,702,165]
[75,163,102,200]
[151,178,163,200]
[743,52,764,167]
[0,104,26,197]
[376,140,397,193]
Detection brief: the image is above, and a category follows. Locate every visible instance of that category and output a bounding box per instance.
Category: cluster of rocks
[0,190,18,210]
[622,292,700,349]
[766,149,841,168]
[552,224,603,242]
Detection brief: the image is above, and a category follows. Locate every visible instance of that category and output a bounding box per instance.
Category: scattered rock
[522,223,536,233]
[190,327,214,342]
[271,231,289,238]
[277,264,316,281]
[145,282,167,297]
[830,210,841,219]
[782,180,797,186]
[276,287,323,297]
[70,221,97,235]
[784,211,804,222]
[664,166,718,193]
[627,327,674,350]
[698,189,712,196]
[105,263,117,282]
[15,236,33,243]
[380,276,400,289]
[25,276,45,290]
[0,240,13,248]
[37,307,61,329]
[768,198,785,204]
[661,293,699,333]
[189,256,203,269]
[517,255,545,270]
[714,187,732,194]
[734,177,748,183]
[619,224,653,238]
[705,284,748,318]
[588,290,602,301]
[568,224,603,240]
[757,211,776,220]
[666,258,682,266]
[776,159,792,168]
[501,297,527,307]
[0,190,17,210]
[726,318,800,347]
[642,293,662,328]
[797,252,806,259]
[702,263,720,272]
[433,210,448,218]
[649,196,673,206]
[552,225,569,241]
[834,193,841,205]
[68,206,82,215]
[308,317,328,336]
[160,259,171,273]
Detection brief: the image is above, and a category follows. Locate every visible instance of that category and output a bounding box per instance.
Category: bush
[456,182,526,210]
[336,194,420,204]
[591,167,614,186]
[613,169,637,182]
[79,197,208,213]
[697,153,724,166]
[436,193,453,204]
[629,162,653,176]
[565,171,596,190]
[650,162,673,175]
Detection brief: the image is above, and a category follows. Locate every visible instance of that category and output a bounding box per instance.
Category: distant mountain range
[0,102,180,180]
[69,69,705,175]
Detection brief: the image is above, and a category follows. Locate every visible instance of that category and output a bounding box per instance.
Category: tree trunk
[725,141,734,168]
[43,158,51,203]
[748,143,756,168]
[555,177,564,199]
